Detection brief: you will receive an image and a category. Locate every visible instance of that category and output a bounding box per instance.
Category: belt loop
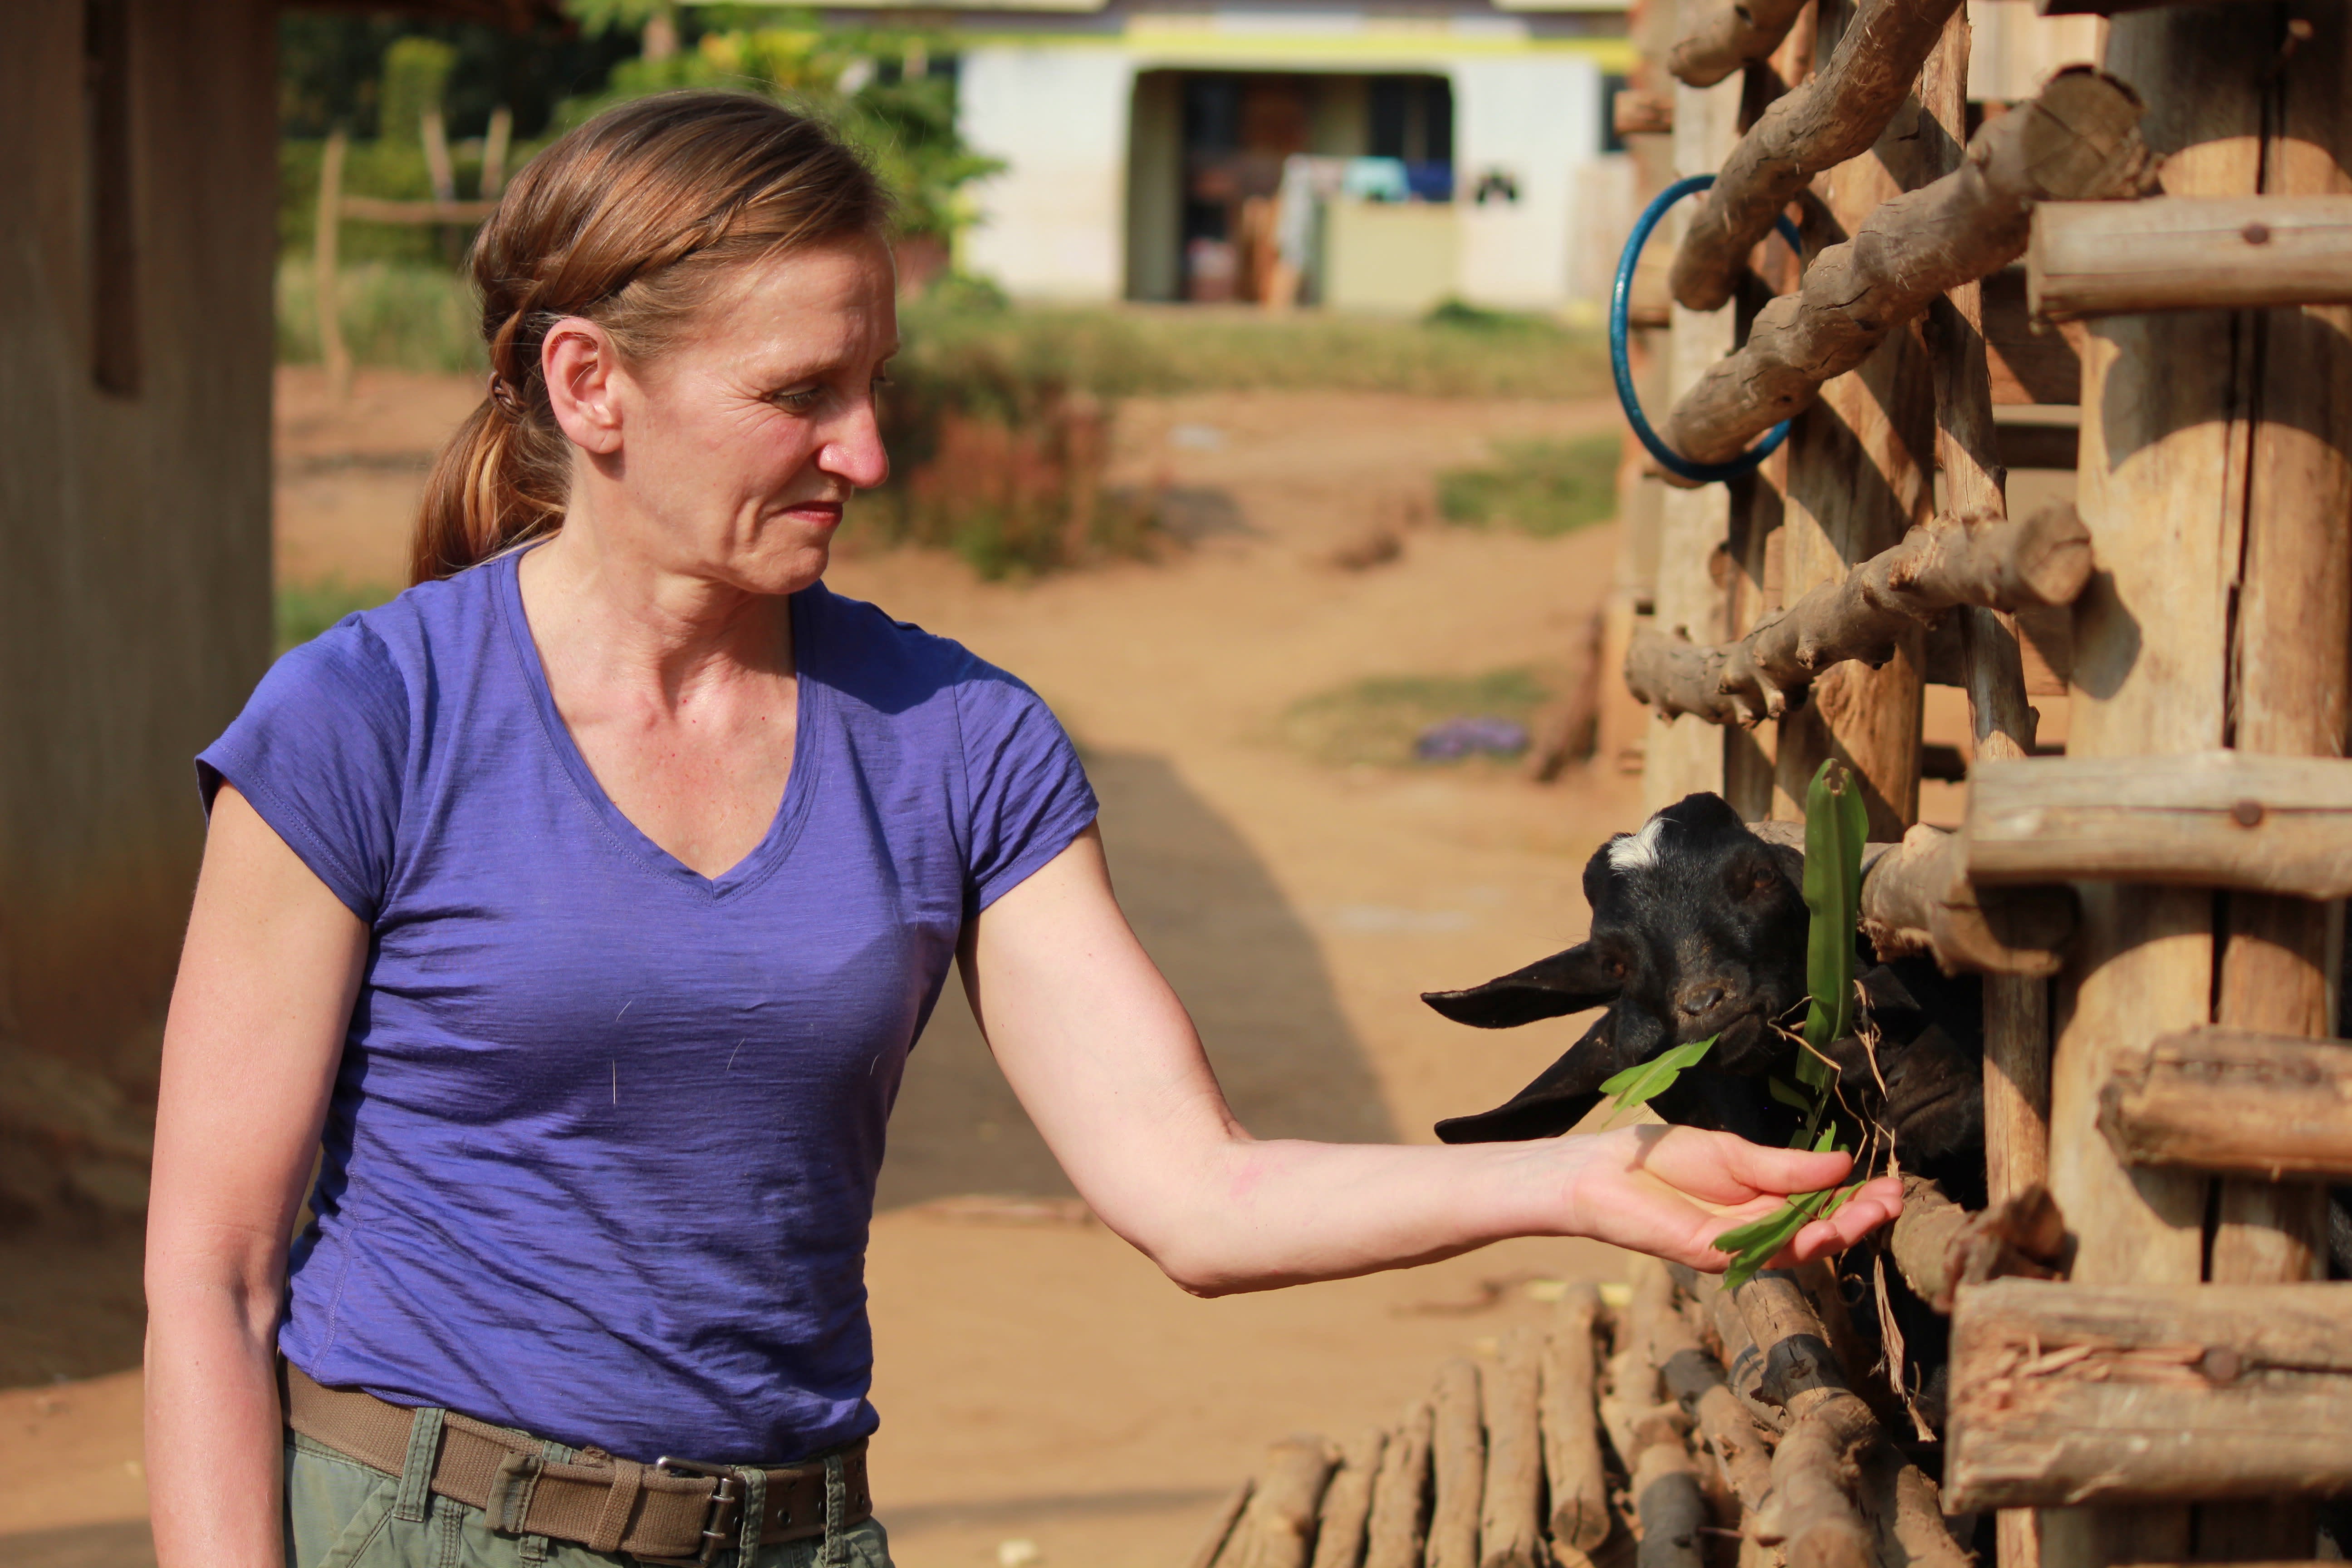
[822,1451,849,1568]
[735,1465,767,1563]
[394,1406,446,1524]
[587,1457,645,1555]
[519,1440,570,1565]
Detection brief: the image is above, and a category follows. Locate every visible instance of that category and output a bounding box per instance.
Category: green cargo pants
[284,1429,893,1568]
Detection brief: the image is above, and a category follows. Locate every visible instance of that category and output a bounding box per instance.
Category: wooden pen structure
[1205,2,2352,1563]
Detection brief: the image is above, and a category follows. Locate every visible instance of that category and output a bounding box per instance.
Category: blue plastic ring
[1610,175,1805,485]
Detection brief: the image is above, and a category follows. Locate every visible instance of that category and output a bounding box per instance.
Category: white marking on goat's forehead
[1606,815,1670,872]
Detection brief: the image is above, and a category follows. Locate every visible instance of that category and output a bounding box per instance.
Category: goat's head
[1423,792,1810,1142]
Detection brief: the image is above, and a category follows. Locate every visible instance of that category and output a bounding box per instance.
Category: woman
[145,94,1899,1568]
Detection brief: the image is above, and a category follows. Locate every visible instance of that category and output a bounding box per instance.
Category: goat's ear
[1421,943,1618,1029]
[1434,1015,1618,1142]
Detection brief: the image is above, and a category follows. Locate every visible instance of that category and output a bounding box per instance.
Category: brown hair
[412,93,891,585]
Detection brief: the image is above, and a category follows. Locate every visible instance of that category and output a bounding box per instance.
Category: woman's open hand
[1558,1124,1905,1274]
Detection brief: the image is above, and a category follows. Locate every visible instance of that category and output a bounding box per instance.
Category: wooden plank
[2030,196,2352,319]
[1668,0,1967,312]
[1967,753,2352,900]
[1945,1279,2352,1510]
[1642,23,1747,816]
[2100,1027,2352,1181]
[1660,69,2155,468]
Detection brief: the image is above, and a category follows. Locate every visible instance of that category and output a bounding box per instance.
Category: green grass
[1436,434,1622,538]
[1280,666,1554,769]
[277,577,398,655]
[277,258,485,374]
[896,295,1612,401]
[271,255,1611,402]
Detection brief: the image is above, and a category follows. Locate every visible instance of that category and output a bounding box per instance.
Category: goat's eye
[1745,866,1778,897]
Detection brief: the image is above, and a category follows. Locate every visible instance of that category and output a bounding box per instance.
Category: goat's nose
[1676,980,1732,1019]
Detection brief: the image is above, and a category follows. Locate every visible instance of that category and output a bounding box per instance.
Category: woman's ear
[542,318,625,456]
[1420,941,1622,1029]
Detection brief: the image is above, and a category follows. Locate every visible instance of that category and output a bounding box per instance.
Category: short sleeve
[953,662,1098,914]
[196,619,410,924]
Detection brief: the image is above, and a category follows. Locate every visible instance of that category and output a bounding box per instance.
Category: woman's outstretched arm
[964,825,1902,1297]
[146,787,367,1568]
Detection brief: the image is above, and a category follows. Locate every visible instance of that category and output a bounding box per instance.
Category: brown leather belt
[284,1364,872,1564]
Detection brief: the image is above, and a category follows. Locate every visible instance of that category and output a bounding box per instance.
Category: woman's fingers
[1632,1125,1857,1205]
[1780,1175,1906,1264]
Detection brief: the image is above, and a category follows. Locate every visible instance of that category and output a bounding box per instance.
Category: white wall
[1449,54,1605,310]
[959,46,1137,301]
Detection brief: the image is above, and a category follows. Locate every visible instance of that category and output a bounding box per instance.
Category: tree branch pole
[1625,502,2092,725]
[1362,1402,1432,1568]
[1540,1283,1612,1555]
[1661,69,2157,468]
[1668,0,1964,312]
[2101,1027,2352,1183]
[1666,0,1812,89]
[2029,195,2352,319]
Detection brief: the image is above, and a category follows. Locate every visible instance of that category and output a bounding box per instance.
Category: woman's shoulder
[275,559,506,696]
[804,580,1035,703]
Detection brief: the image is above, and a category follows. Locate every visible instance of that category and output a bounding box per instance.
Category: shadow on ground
[876,749,1394,1210]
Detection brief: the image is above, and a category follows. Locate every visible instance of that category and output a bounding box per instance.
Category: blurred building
[0,0,557,1225]
[824,0,1634,314]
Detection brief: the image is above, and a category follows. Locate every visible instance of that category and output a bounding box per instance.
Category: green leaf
[1766,1076,1811,1112]
[1713,1181,1862,1290]
[1594,1035,1717,1127]
[1801,760,1868,1056]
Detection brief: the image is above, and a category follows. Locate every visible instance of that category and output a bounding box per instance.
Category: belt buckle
[648,1456,744,1567]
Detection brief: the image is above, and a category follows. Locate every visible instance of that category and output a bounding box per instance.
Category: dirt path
[3,371,1655,1568]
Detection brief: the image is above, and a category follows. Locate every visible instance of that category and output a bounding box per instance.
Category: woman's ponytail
[407,92,890,584]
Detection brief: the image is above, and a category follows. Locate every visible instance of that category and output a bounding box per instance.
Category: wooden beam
[1945,1279,2352,1510]
[1967,754,2352,900]
[2029,196,2352,319]
[1666,0,1811,88]
[1660,69,2155,467]
[2097,1027,2352,1182]
[336,196,502,225]
[1668,0,1965,312]
[1861,823,2076,977]
[1624,503,2092,725]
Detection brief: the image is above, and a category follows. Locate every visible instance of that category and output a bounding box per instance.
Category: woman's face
[559,233,898,597]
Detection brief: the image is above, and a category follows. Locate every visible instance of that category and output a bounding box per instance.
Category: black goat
[1423,792,1988,1206]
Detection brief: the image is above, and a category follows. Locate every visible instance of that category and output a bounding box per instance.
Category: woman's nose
[818,401,890,491]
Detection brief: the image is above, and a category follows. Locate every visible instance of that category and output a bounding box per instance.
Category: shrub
[1436,434,1621,538]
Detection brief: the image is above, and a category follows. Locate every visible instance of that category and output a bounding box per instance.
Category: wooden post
[1770,0,1933,839]
[482,104,513,199]
[1363,1403,1433,1568]
[1540,1283,1611,1555]
[2043,8,2278,1561]
[1428,1360,1485,1568]
[1238,1436,1340,1568]
[2202,9,2352,1556]
[1310,1429,1385,1568]
[315,129,350,401]
[1645,0,1749,817]
[1919,21,2055,1560]
[1478,1331,1543,1568]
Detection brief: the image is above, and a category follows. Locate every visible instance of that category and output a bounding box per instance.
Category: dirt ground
[7,367,1704,1567]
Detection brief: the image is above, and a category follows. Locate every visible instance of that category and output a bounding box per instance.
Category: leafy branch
[1714,758,1870,1287]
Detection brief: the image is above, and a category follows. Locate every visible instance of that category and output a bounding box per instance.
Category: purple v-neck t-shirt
[197,551,1096,1463]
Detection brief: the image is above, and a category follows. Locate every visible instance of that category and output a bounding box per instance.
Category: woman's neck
[517,519,796,710]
